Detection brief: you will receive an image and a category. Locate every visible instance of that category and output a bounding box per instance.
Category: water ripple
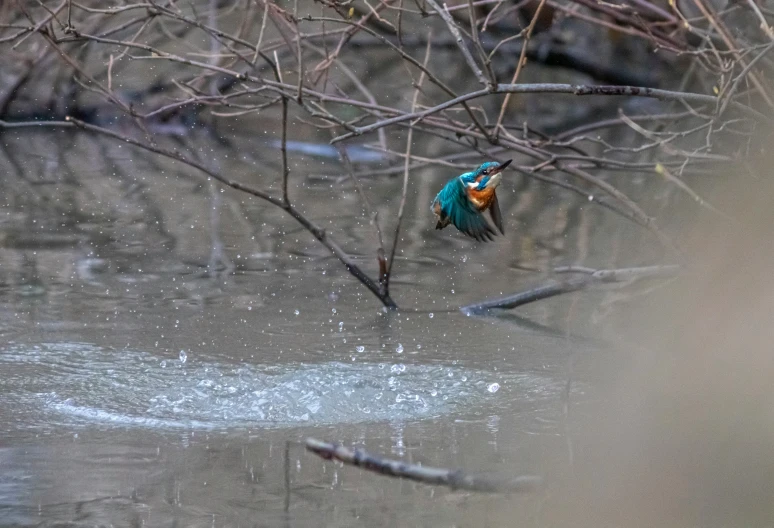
[0,342,563,432]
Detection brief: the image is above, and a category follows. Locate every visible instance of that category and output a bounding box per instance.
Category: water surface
[0,123,640,527]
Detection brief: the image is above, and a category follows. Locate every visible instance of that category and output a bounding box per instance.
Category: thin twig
[746,0,774,41]
[303,15,493,141]
[284,441,291,513]
[689,0,774,110]
[305,438,543,493]
[17,5,132,116]
[334,142,387,288]
[384,31,432,296]
[494,0,545,137]
[718,39,774,116]
[425,0,489,88]
[466,0,497,85]
[332,82,761,142]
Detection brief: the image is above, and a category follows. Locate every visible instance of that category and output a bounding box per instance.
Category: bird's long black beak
[491,159,512,174]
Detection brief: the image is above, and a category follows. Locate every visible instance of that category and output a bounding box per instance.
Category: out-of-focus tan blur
[539,150,774,527]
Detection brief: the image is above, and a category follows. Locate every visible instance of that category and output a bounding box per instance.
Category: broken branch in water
[304,438,543,493]
[461,264,680,315]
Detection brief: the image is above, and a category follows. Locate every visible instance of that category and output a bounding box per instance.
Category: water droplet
[338,321,344,331]
[331,308,337,314]
[356,345,365,353]
[428,313,434,319]
[160,360,167,368]
[396,344,403,354]
[179,350,187,364]
[487,382,500,393]
[294,309,300,316]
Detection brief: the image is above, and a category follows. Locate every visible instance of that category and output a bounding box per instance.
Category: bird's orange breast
[467,187,495,211]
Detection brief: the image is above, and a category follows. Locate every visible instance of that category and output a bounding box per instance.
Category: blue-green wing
[437,178,496,241]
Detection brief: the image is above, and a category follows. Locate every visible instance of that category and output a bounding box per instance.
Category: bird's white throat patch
[466,172,502,190]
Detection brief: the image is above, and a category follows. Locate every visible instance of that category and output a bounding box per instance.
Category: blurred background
[1,0,773,526]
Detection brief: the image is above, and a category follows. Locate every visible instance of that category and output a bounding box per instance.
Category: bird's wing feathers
[440,178,496,241]
[489,192,504,234]
[452,206,496,241]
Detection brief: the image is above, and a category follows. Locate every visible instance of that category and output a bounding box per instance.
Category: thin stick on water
[305,438,543,493]
[284,441,291,513]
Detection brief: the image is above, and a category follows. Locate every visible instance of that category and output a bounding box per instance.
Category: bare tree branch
[18,117,399,309]
[425,0,490,88]
[305,438,543,493]
[461,265,681,315]
[3,0,771,313]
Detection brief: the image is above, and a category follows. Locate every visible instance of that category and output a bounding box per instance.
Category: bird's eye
[482,169,488,175]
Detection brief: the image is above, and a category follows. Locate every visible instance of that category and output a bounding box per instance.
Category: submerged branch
[305,438,543,493]
[461,265,680,315]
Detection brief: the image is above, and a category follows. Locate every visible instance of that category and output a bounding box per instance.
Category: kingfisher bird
[431,159,512,241]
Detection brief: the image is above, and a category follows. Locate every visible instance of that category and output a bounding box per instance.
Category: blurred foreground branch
[305,438,543,492]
